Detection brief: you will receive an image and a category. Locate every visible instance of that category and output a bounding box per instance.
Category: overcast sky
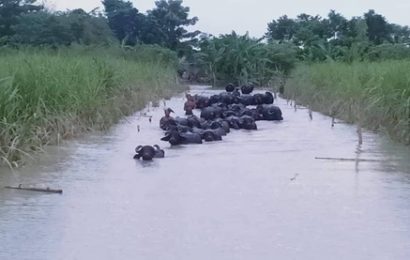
[48,0,410,37]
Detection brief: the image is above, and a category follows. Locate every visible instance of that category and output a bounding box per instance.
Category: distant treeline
[0,0,199,56]
[266,10,410,62]
[185,9,410,86]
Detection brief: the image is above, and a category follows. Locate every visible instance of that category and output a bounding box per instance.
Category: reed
[285,61,410,145]
[0,46,184,167]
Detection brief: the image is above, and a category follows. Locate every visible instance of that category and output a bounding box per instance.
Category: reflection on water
[0,85,409,260]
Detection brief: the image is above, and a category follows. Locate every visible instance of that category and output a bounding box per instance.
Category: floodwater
[0,85,409,260]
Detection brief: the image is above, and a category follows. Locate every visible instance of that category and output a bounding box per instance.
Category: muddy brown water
[0,85,409,260]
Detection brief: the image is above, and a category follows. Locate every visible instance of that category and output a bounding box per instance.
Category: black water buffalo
[200,106,223,120]
[229,103,246,113]
[193,95,209,109]
[134,145,157,161]
[253,93,266,105]
[201,129,223,142]
[238,94,255,106]
[239,115,258,130]
[199,120,227,133]
[225,83,235,92]
[240,108,263,121]
[161,130,203,145]
[225,116,241,129]
[153,145,165,158]
[208,94,221,105]
[263,92,274,104]
[186,115,202,128]
[166,124,192,133]
[241,85,254,95]
[174,116,190,126]
[212,119,230,133]
[218,92,236,105]
[257,105,283,121]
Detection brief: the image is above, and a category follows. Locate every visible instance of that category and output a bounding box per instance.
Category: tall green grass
[285,61,410,144]
[0,46,184,167]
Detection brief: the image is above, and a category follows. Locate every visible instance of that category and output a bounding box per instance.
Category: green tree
[11,9,114,46]
[364,10,391,44]
[389,24,410,43]
[102,0,140,45]
[196,32,297,86]
[0,0,42,40]
[148,0,199,53]
[327,10,348,39]
[266,15,297,42]
[12,11,73,46]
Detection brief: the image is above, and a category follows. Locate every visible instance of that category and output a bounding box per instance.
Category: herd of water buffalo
[133,84,284,161]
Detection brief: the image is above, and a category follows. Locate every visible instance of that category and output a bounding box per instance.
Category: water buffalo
[253,93,265,105]
[257,105,283,121]
[239,115,258,130]
[229,103,246,113]
[212,119,230,133]
[240,108,262,121]
[238,94,255,106]
[225,83,235,92]
[161,130,203,145]
[263,92,274,104]
[226,116,241,129]
[208,94,221,105]
[241,85,254,95]
[200,106,223,120]
[218,92,236,105]
[193,95,209,109]
[153,145,165,158]
[202,129,223,142]
[186,114,202,128]
[134,145,157,161]
[174,116,190,127]
[202,119,229,136]
[166,124,192,133]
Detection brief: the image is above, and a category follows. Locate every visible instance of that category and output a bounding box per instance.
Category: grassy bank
[0,46,184,167]
[285,61,410,144]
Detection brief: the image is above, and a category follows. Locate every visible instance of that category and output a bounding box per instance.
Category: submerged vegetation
[286,61,410,144]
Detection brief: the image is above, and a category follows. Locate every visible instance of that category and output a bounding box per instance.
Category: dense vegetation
[266,10,410,61]
[286,62,410,144]
[0,0,199,54]
[0,46,182,167]
[0,0,197,166]
[266,10,410,144]
[186,9,410,89]
[189,33,297,87]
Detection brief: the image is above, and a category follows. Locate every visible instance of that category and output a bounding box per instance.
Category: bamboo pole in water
[357,125,363,145]
[4,185,63,194]
[315,157,382,162]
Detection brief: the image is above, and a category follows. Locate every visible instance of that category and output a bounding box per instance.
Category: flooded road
[1,85,410,260]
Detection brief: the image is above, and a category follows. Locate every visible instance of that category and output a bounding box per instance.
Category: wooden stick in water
[315,157,382,162]
[4,185,63,194]
[357,125,363,145]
